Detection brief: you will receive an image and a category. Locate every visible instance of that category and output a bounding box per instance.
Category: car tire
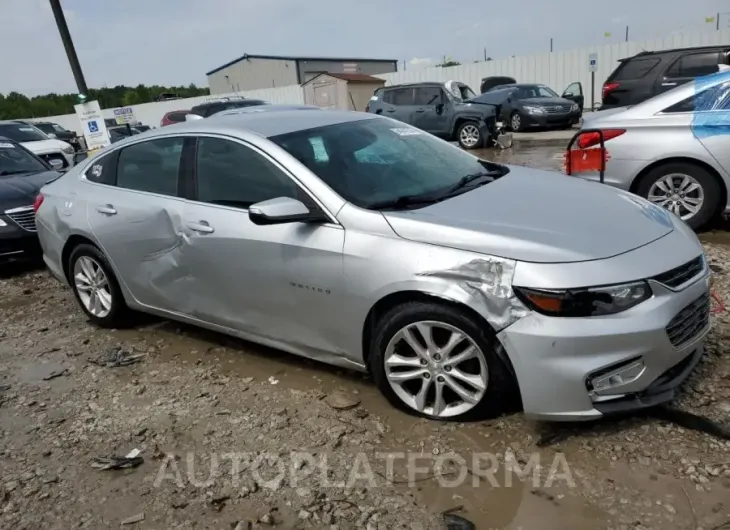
[509,112,524,132]
[67,243,133,328]
[636,162,721,230]
[456,121,483,150]
[369,301,517,421]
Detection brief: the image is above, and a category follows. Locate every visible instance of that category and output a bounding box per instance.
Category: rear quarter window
[610,57,661,81]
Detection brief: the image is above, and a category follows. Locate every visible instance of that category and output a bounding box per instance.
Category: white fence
[27,28,730,133]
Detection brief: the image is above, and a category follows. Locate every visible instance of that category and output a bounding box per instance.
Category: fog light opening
[586,357,645,394]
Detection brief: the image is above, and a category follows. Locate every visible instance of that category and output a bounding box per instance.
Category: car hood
[454,101,497,116]
[0,170,59,208]
[520,97,575,107]
[20,139,71,154]
[382,167,675,263]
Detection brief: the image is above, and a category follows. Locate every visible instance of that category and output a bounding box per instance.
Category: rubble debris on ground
[89,346,145,368]
[91,449,144,471]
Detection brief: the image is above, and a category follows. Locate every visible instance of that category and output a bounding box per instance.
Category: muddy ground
[1,146,730,530]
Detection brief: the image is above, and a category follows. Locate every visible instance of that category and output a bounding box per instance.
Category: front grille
[652,256,705,289]
[665,291,710,348]
[543,104,571,114]
[5,206,37,232]
[41,153,68,169]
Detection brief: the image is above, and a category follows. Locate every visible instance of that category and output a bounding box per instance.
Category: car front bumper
[0,230,41,264]
[498,267,710,421]
[522,111,580,128]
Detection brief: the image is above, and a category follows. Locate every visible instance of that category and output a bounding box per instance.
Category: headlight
[514,281,652,317]
[571,103,579,112]
[62,146,74,154]
[0,218,7,227]
[523,105,545,115]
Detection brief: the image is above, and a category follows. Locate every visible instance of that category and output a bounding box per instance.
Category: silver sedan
[34,109,710,421]
[571,70,730,230]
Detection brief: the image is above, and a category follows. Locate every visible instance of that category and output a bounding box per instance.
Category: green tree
[0,84,210,120]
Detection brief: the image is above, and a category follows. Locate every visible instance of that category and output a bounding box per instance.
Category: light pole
[48,0,88,98]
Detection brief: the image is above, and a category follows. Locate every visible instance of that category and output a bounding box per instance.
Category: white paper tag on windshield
[19,127,36,132]
[0,142,15,148]
[391,127,422,136]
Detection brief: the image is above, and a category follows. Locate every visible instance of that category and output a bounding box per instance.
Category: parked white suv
[0,121,75,170]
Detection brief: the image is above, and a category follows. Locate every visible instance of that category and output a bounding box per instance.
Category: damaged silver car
[34,110,711,422]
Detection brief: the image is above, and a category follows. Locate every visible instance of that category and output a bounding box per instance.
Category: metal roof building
[205,53,398,94]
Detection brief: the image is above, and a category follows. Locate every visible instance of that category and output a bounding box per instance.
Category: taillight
[602,82,619,100]
[365,104,370,113]
[576,129,626,149]
[33,193,44,213]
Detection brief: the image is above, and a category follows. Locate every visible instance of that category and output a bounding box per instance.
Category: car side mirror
[435,103,445,114]
[249,197,327,226]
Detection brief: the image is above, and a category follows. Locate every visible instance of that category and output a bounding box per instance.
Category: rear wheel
[67,244,132,328]
[369,302,517,421]
[636,162,721,230]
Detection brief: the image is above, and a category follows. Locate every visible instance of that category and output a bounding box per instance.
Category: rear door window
[384,88,415,106]
[611,58,661,80]
[666,52,721,78]
[116,137,185,196]
[413,87,443,106]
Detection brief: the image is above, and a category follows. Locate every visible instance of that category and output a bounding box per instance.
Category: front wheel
[509,112,524,132]
[456,122,483,150]
[369,302,517,421]
[636,162,721,230]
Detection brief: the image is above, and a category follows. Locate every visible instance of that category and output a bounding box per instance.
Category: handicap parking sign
[88,120,99,133]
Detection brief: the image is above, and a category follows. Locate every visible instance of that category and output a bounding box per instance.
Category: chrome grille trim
[4,206,36,232]
[651,256,705,290]
[543,105,572,114]
[665,291,710,348]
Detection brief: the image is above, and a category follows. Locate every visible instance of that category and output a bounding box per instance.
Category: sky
[0,0,728,96]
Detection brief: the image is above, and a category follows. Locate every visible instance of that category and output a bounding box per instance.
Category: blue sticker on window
[690,69,730,139]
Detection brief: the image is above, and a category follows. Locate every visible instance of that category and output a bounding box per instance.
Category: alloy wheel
[383,321,488,418]
[511,114,521,131]
[73,256,113,318]
[647,173,705,221]
[459,125,481,148]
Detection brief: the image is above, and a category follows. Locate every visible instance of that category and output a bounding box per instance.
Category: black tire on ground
[67,243,133,328]
[635,162,722,230]
[368,301,518,421]
[456,121,483,150]
[509,111,524,132]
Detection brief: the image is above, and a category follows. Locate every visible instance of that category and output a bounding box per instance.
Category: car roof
[192,99,267,108]
[144,109,378,138]
[210,104,320,117]
[0,120,25,125]
[383,82,444,89]
[620,45,729,62]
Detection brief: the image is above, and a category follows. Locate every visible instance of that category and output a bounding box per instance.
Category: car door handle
[187,221,214,234]
[96,205,117,215]
[414,109,425,113]
[662,82,677,86]
[386,109,396,113]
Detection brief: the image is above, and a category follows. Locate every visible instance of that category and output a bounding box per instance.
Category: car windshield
[0,123,49,142]
[0,141,48,175]
[516,85,559,99]
[270,117,509,210]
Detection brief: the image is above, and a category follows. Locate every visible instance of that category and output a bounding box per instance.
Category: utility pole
[483,47,487,61]
[625,26,629,42]
[48,0,88,96]
[550,38,553,52]
[718,12,721,31]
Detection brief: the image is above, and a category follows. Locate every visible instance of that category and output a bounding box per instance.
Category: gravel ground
[1,149,729,529]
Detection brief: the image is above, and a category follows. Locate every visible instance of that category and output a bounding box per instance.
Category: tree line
[0,84,210,120]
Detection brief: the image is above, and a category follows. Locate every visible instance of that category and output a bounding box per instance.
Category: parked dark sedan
[471,83,582,131]
[0,137,62,263]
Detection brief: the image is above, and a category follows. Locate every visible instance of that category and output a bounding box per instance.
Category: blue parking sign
[88,120,99,133]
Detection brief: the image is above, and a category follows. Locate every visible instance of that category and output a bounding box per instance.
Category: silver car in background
[573,70,730,230]
[35,110,709,422]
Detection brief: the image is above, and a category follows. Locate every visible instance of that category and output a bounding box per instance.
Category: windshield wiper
[367,194,443,211]
[444,171,499,195]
